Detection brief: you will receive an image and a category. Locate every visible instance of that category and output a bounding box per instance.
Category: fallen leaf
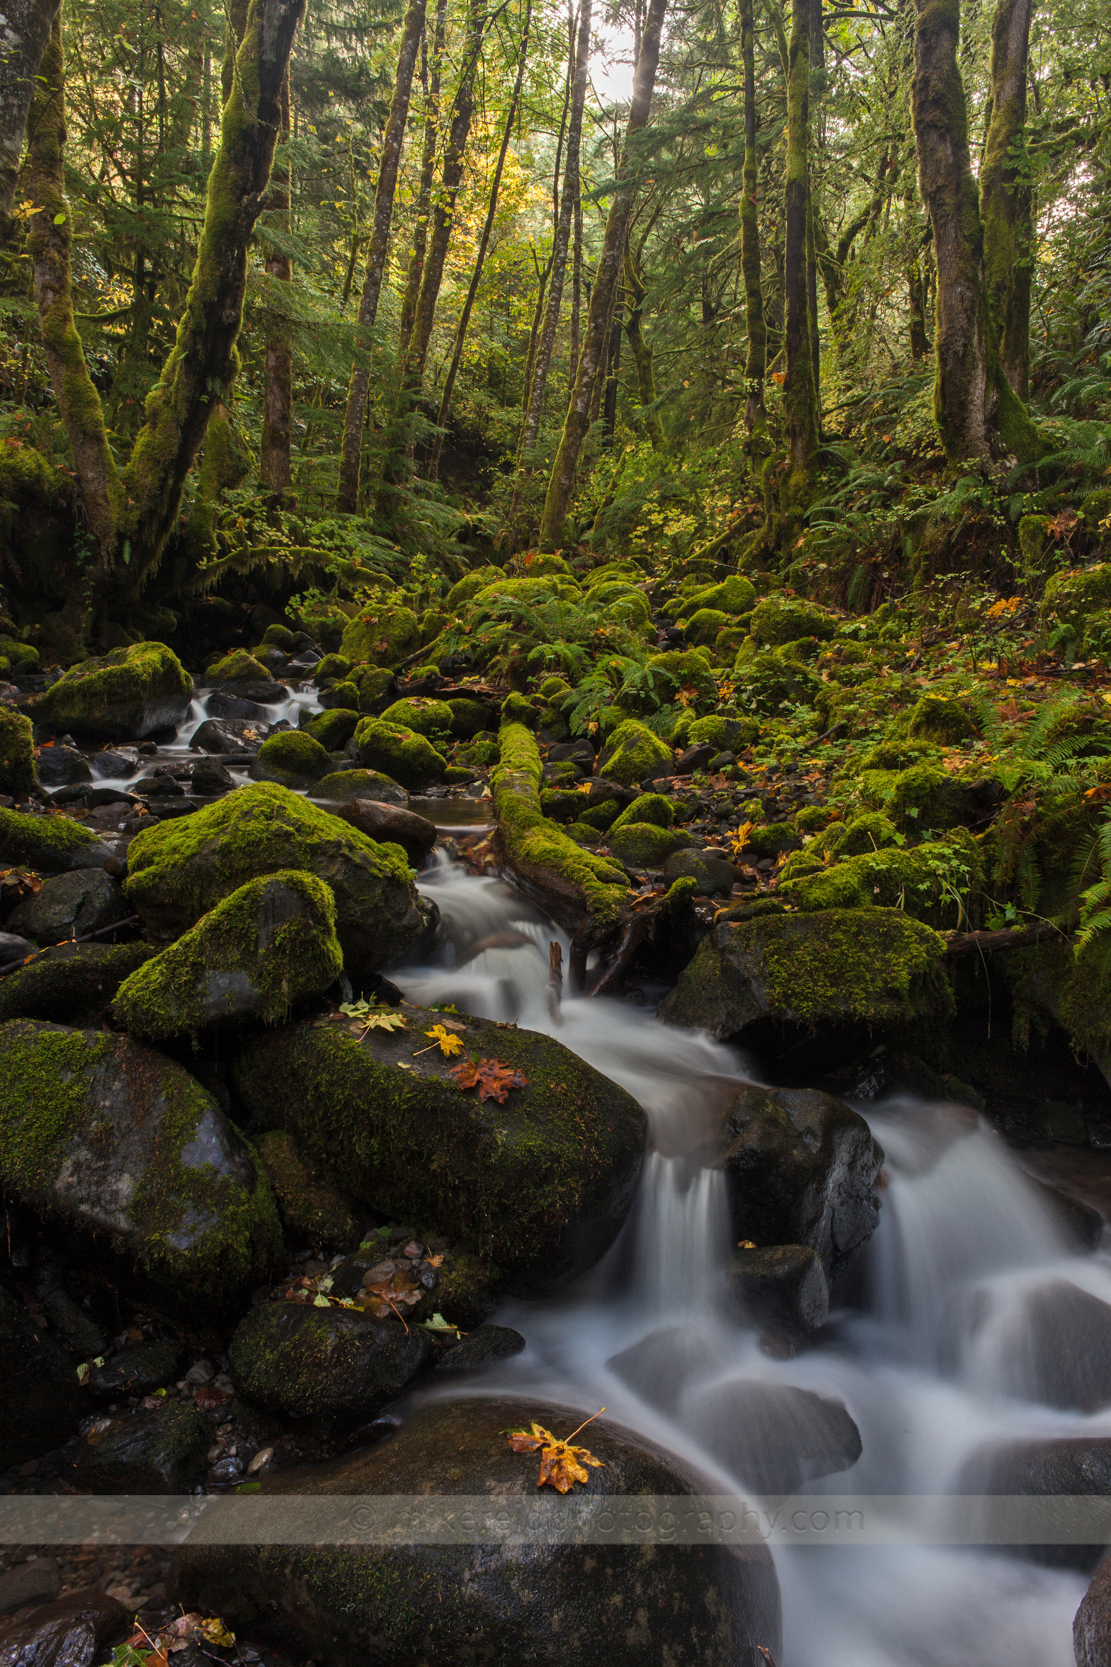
[194,1385,227,1411]
[416,1023,466,1057]
[505,1410,606,1493]
[449,1057,528,1103]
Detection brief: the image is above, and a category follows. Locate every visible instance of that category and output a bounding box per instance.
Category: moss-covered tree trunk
[981,0,1033,400]
[335,0,427,513]
[740,0,767,432]
[260,70,293,494]
[780,0,818,512]
[0,0,58,246]
[623,243,664,449]
[538,0,668,552]
[398,2,447,360]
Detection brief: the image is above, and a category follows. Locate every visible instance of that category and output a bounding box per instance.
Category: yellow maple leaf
[419,1023,465,1057]
[505,1411,606,1493]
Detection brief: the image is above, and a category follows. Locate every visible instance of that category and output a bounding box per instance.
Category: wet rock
[352,717,446,790]
[7,870,128,946]
[232,1006,647,1295]
[204,694,272,724]
[0,807,113,873]
[0,1558,61,1616]
[170,1396,781,1667]
[256,1132,363,1250]
[715,1084,884,1280]
[963,1435,1111,1570]
[228,1301,433,1419]
[84,786,138,810]
[727,1244,830,1334]
[35,746,92,789]
[24,643,192,743]
[607,1325,726,1416]
[0,931,34,966]
[0,1285,83,1469]
[988,1278,1111,1411]
[38,1286,107,1356]
[1028,1178,1103,1251]
[189,718,267,755]
[0,1020,281,1310]
[135,772,185,799]
[91,749,139,779]
[686,1377,863,1491]
[329,1242,497,1328]
[0,1590,127,1667]
[0,943,156,1024]
[212,680,286,706]
[112,871,342,1041]
[673,743,719,775]
[88,1340,184,1399]
[661,849,736,895]
[248,731,330,790]
[74,1403,210,1493]
[1075,1555,1111,1667]
[123,781,431,972]
[189,757,236,797]
[334,799,437,866]
[435,1323,526,1373]
[313,769,407,806]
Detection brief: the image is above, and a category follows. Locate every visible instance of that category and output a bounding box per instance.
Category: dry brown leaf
[505,1410,606,1493]
[449,1057,527,1103]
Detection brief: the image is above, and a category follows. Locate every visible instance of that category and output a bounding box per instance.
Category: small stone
[246,1446,273,1475]
[402,1240,425,1260]
[0,1558,61,1616]
[185,1361,214,1385]
[361,1261,398,1286]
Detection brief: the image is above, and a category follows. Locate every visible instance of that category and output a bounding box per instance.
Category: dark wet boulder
[0,1559,61,1616]
[87,1339,184,1399]
[313,769,407,805]
[334,799,436,866]
[123,782,430,972]
[963,1435,1111,1570]
[112,871,342,1041]
[6,869,128,946]
[435,1322,526,1374]
[232,1005,647,1295]
[607,1325,726,1417]
[73,1403,210,1493]
[0,807,113,872]
[0,931,34,966]
[726,1243,830,1334]
[987,1278,1111,1411]
[189,756,237,797]
[714,1084,883,1280]
[169,1395,781,1667]
[685,1378,863,1492]
[228,1301,433,1419]
[0,1591,127,1667]
[661,849,736,895]
[0,1285,83,1469]
[34,745,92,789]
[255,1131,363,1250]
[189,718,268,755]
[1076,1556,1111,1667]
[91,749,139,779]
[24,642,192,742]
[0,942,157,1024]
[328,1241,498,1329]
[0,1020,281,1310]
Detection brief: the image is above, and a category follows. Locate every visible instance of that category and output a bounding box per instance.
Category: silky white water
[392,854,1111,1667]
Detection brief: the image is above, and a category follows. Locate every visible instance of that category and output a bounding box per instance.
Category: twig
[546,940,563,1024]
[0,915,141,978]
[942,921,1062,956]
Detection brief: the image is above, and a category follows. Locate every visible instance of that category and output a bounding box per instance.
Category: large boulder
[0,705,34,798]
[659,908,953,1074]
[0,1592,127,1667]
[726,1244,830,1333]
[228,1300,433,1419]
[685,1377,862,1492]
[24,642,192,741]
[122,782,430,973]
[977,1277,1111,1412]
[313,769,407,806]
[0,1020,281,1309]
[340,606,421,668]
[6,869,128,946]
[597,720,673,786]
[112,872,343,1041]
[963,1435,1111,1570]
[249,731,331,789]
[0,1284,83,1468]
[0,942,156,1024]
[334,799,437,866]
[0,807,112,871]
[713,1084,884,1279]
[73,1402,210,1493]
[232,1005,647,1293]
[352,718,446,789]
[170,1396,781,1667]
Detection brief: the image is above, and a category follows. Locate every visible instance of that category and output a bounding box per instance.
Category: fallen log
[942,921,1063,956]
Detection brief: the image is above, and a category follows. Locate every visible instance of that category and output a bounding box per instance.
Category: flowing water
[391,852,1111,1667]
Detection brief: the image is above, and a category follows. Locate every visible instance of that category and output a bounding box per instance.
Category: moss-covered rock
[0,705,34,797]
[745,823,800,859]
[300,708,360,751]
[886,763,1001,831]
[676,575,757,619]
[751,596,839,646]
[319,679,360,711]
[780,828,981,929]
[610,823,693,868]
[74,1402,211,1493]
[261,624,297,651]
[352,718,446,789]
[24,642,193,742]
[0,1284,83,1469]
[124,782,428,971]
[0,1020,281,1308]
[682,607,732,646]
[858,737,939,771]
[206,649,270,685]
[113,872,342,1041]
[314,769,406,806]
[0,942,157,1024]
[813,811,900,857]
[686,712,758,752]
[905,694,979,745]
[0,807,109,871]
[233,1002,646,1293]
[578,797,621,831]
[447,697,496,738]
[256,1130,362,1249]
[349,664,395,709]
[597,719,673,786]
[248,730,331,789]
[1042,564,1111,635]
[732,648,821,713]
[444,566,505,610]
[313,653,352,683]
[645,648,718,706]
[340,607,421,668]
[611,792,674,831]
[380,697,454,739]
[228,1300,433,1420]
[539,788,584,823]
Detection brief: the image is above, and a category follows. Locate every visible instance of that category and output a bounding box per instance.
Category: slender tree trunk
[335,0,427,512]
[398,3,446,358]
[570,195,582,373]
[981,0,1033,398]
[538,0,667,550]
[806,0,823,403]
[602,291,622,437]
[623,243,664,448]
[0,0,58,244]
[261,70,292,493]
[739,0,766,430]
[781,0,818,497]
[429,0,532,477]
[518,0,591,460]
[906,191,930,359]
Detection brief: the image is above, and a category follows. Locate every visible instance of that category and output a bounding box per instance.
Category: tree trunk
[981,0,1033,399]
[570,194,583,374]
[0,0,59,245]
[398,1,447,359]
[623,244,664,448]
[260,70,293,494]
[906,192,931,360]
[429,0,532,477]
[538,0,668,551]
[781,0,818,497]
[335,0,427,512]
[602,293,622,438]
[517,0,591,461]
[739,0,766,431]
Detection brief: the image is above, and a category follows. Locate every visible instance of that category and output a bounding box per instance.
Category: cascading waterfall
[389,852,1111,1667]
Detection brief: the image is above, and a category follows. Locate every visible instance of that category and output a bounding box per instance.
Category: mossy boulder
[683,607,733,646]
[24,642,193,742]
[444,566,504,610]
[780,829,982,929]
[612,792,674,831]
[313,769,406,806]
[249,730,331,789]
[123,782,429,972]
[349,664,395,709]
[447,697,497,738]
[813,811,900,857]
[313,653,352,683]
[687,712,757,752]
[0,1020,281,1309]
[886,763,1002,831]
[733,648,820,713]
[206,650,270,685]
[0,942,157,1025]
[74,1402,211,1493]
[231,1003,647,1294]
[113,872,343,1041]
[751,596,839,647]
[261,624,297,651]
[319,679,360,711]
[645,648,718,706]
[745,822,800,859]
[0,807,110,871]
[228,1301,433,1420]
[300,708,360,751]
[1043,564,1111,635]
[340,607,421,668]
[610,823,693,869]
[256,1130,362,1249]
[600,590,654,636]
[380,697,454,739]
[352,717,446,790]
[659,908,953,1072]
[0,705,34,797]
[597,719,673,786]
[905,694,979,746]
[169,1396,780,1667]
[675,575,756,618]
[0,1284,83,1469]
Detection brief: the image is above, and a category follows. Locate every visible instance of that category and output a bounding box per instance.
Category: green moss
[567,821,603,845]
[905,694,979,745]
[675,575,756,619]
[597,720,673,786]
[859,738,941,770]
[732,648,820,713]
[207,649,269,684]
[352,718,446,790]
[492,725,629,924]
[0,942,157,1024]
[446,697,495,738]
[500,692,537,727]
[25,642,192,743]
[456,737,499,768]
[301,709,360,750]
[0,707,35,798]
[688,713,758,751]
[0,807,100,870]
[350,665,395,709]
[249,730,331,787]
[320,680,360,712]
[751,595,838,646]
[314,769,405,804]
[380,697,454,739]
[540,788,588,823]
[469,576,580,612]
[824,811,901,856]
[340,607,421,668]
[796,805,834,833]
[747,822,800,859]
[645,649,718,706]
[579,798,621,831]
[0,637,40,671]
[444,567,505,610]
[256,1130,361,1249]
[1042,564,1111,635]
[610,823,692,868]
[113,871,342,1041]
[780,827,982,928]
[314,654,352,683]
[261,625,297,651]
[886,763,992,831]
[684,607,733,646]
[612,793,674,831]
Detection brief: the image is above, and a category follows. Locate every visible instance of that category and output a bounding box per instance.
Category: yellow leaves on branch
[505,1410,606,1493]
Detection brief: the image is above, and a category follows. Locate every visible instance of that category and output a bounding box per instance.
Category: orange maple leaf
[505,1410,606,1492]
[449,1057,528,1103]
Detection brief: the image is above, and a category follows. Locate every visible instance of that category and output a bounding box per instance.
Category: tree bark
[335,0,427,512]
[781,0,818,496]
[981,0,1033,399]
[0,0,59,245]
[602,291,622,438]
[623,243,664,448]
[739,0,766,431]
[398,1,447,359]
[538,0,667,551]
[260,69,293,494]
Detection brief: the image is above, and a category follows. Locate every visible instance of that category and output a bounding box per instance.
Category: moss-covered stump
[491,724,629,929]
[113,872,343,1041]
[597,719,673,786]
[24,642,193,742]
[248,731,331,789]
[659,908,953,1074]
[0,942,156,1024]
[0,807,111,871]
[0,1020,281,1309]
[313,769,406,806]
[123,782,429,973]
[232,1004,647,1294]
[340,607,421,668]
[0,1284,84,1469]
[228,1300,433,1420]
[352,718,446,790]
[73,1403,210,1493]
[0,705,34,798]
[256,1131,362,1249]
[169,1396,780,1667]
